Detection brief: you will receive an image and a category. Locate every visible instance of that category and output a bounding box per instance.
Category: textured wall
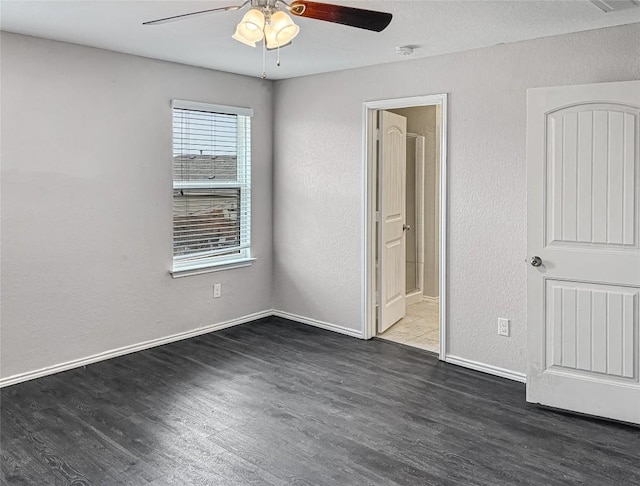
[272,24,640,374]
[0,33,274,379]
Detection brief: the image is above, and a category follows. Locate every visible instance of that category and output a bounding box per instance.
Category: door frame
[361,94,448,360]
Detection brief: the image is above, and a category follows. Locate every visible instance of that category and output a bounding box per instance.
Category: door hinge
[375,211,380,222]
[376,128,380,140]
[375,292,380,305]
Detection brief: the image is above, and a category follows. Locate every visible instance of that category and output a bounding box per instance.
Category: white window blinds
[172,100,252,272]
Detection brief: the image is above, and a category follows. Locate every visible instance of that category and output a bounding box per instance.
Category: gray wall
[0,33,274,379]
[272,24,640,374]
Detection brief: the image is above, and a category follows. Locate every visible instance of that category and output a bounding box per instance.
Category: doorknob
[530,256,542,267]
[403,224,411,231]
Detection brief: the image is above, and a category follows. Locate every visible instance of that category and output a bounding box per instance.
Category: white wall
[272,24,640,374]
[0,33,274,380]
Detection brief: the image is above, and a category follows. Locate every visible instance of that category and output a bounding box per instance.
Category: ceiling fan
[143,0,393,77]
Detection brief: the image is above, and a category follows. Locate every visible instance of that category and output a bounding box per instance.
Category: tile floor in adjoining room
[377,299,439,353]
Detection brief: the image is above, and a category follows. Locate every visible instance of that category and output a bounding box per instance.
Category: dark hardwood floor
[2,317,639,485]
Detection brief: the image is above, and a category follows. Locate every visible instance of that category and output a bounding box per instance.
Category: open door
[527,80,640,424]
[377,110,407,333]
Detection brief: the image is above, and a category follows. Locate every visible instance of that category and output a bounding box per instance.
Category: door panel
[527,80,640,424]
[546,104,638,250]
[378,110,407,333]
[545,280,638,379]
[384,241,402,301]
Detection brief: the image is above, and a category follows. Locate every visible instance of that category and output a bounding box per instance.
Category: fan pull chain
[262,37,267,79]
[277,45,281,67]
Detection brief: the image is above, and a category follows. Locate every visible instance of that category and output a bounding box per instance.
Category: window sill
[170,258,256,279]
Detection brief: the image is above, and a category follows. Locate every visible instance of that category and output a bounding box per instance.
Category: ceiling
[1,1,639,80]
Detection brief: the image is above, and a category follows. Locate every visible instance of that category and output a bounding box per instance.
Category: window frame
[170,100,254,277]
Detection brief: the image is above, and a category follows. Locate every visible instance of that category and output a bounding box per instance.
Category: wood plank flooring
[2,317,639,485]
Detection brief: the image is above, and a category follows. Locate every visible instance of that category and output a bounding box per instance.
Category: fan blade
[143,2,248,26]
[288,1,392,32]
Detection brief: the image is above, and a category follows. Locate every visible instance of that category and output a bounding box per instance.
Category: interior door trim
[361,94,448,361]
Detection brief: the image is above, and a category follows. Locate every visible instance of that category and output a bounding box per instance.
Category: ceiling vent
[590,0,640,12]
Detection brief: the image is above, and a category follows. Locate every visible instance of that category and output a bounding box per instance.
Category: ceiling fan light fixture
[232,29,257,47]
[269,11,300,46]
[265,25,294,50]
[232,8,266,45]
[264,24,278,49]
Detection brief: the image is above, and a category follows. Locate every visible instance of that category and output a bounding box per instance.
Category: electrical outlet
[213,283,222,299]
[498,318,510,337]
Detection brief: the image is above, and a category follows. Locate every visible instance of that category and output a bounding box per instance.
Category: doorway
[361,95,448,359]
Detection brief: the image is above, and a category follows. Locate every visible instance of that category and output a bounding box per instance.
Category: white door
[378,110,407,333]
[527,80,640,424]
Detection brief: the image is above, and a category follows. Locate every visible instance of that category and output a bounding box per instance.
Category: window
[171,100,253,274]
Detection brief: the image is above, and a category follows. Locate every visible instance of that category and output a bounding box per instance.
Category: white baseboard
[445,355,526,383]
[405,291,423,306]
[272,310,364,339]
[422,295,440,303]
[0,310,273,388]
[1,310,524,389]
